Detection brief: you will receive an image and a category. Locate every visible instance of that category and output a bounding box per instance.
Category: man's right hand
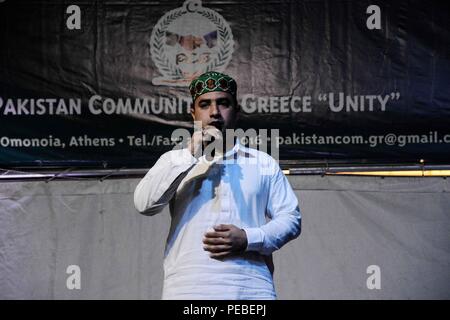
[188,125,223,158]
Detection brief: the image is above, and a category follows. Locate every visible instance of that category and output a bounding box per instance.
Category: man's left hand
[203,224,248,259]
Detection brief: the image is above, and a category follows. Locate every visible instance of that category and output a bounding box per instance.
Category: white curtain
[1,175,449,299]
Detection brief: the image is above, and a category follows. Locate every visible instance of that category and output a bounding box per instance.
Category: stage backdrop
[0,0,449,168]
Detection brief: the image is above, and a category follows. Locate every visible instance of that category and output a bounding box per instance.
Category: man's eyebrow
[197,97,231,104]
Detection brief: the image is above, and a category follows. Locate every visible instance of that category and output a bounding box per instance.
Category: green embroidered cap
[189,71,237,103]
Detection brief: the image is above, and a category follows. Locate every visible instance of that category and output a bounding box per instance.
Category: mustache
[209,120,224,125]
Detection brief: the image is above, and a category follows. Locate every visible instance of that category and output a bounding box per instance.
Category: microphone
[203,124,223,160]
[205,136,216,158]
[210,136,215,158]
[203,133,216,159]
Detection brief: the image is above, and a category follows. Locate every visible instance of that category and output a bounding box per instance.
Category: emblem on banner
[150,0,234,87]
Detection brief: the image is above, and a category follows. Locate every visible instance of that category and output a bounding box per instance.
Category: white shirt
[134,140,301,299]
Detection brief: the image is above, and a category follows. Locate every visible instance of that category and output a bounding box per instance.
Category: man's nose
[209,102,221,117]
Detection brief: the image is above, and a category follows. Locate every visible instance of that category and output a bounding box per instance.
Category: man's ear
[190,103,195,121]
[235,103,241,113]
[235,102,241,119]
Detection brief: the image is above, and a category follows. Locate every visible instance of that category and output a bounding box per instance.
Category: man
[134,71,301,299]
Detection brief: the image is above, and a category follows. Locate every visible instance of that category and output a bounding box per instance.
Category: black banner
[0,0,449,168]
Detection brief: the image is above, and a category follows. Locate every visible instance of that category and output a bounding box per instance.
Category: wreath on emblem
[150,2,234,81]
[150,9,185,78]
[200,8,234,72]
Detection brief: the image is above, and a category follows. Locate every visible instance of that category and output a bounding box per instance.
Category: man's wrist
[242,227,264,252]
[240,228,248,252]
[171,148,197,166]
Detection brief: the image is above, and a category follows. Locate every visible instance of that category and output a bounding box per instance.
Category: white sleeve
[133,149,197,215]
[243,161,301,255]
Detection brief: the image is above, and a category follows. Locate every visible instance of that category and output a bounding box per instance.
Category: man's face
[191,91,239,131]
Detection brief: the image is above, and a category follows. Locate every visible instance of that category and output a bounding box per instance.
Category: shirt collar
[224,137,241,157]
[197,138,241,163]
